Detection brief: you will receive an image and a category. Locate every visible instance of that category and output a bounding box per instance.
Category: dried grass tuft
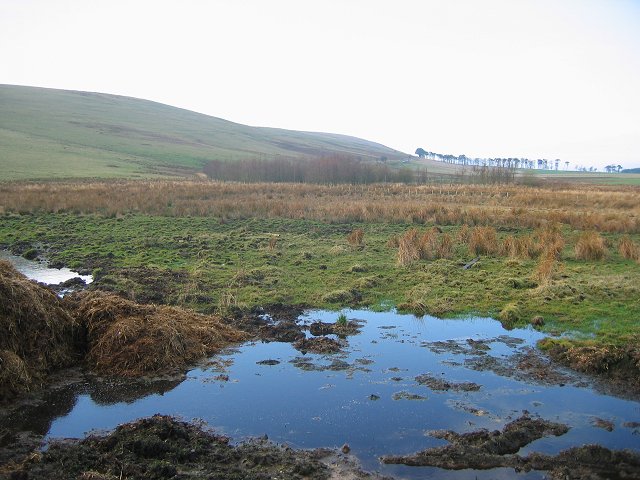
[347,228,365,247]
[0,260,80,400]
[396,228,421,266]
[467,226,498,256]
[618,235,639,261]
[533,250,562,285]
[575,231,607,260]
[69,291,248,377]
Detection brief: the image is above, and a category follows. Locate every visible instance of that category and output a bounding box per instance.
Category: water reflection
[3,310,639,479]
[0,250,92,285]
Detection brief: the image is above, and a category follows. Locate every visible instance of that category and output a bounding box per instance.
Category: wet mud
[1,415,384,480]
[414,373,481,392]
[422,336,583,388]
[381,415,640,479]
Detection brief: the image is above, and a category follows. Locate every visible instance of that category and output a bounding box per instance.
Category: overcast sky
[2,0,639,169]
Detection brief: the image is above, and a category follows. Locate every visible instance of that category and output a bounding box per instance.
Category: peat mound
[67,291,249,377]
[0,261,81,401]
[539,338,640,395]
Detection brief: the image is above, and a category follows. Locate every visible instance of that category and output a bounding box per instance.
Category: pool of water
[5,309,638,479]
[0,250,92,285]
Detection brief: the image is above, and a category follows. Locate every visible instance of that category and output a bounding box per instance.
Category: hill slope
[0,85,406,180]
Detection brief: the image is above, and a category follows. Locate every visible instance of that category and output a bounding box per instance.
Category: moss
[499,303,522,328]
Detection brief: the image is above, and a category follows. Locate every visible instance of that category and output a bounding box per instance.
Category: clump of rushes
[437,233,454,259]
[336,312,348,327]
[456,224,471,243]
[533,249,562,285]
[396,227,453,265]
[575,231,607,260]
[535,223,564,259]
[396,228,421,266]
[467,226,498,256]
[347,228,365,247]
[618,235,639,261]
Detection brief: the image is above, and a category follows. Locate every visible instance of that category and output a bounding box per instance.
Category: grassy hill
[0,85,406,180]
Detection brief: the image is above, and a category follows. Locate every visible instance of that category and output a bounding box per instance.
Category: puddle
[2,310,639,479]
[0,250,92,285]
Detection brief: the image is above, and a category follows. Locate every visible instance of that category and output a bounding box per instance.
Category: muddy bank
[0,264,248,401]
[381,415,640,479]
[539,338,640,397]
[1,415,384,480]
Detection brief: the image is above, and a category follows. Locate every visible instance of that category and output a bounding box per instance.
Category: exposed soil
[414,373,481,392]
[0,415,384,480]
[381,415,640,478]
[540,338,640,398]
[294,337,344,354]
[309,320,362,337]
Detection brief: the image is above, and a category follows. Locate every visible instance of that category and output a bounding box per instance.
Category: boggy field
[1,179,639,389]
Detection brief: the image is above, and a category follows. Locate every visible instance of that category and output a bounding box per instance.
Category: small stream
[1,256,639,479]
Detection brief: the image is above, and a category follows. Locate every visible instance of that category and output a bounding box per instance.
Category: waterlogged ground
[0,250,92,286]
[3,309,639,479]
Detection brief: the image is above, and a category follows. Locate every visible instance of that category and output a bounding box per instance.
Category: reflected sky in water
[33,309,640,479]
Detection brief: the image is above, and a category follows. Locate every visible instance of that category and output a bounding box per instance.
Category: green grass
[0,85,405,181]
[1,213,638,345]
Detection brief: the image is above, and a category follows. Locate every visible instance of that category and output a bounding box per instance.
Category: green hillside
[0,85,406,180]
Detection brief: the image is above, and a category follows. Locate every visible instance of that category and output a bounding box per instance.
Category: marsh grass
[347,228,365,247]
[575,231,607,260]
[618,235,639,261]
[468,226,498,256]
[2,180,638,233]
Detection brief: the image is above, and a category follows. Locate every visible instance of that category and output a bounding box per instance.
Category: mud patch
[392,391,427,401]
[3,415,338,479]
[415,373,481,392]
[309,320,362,337]
[294,337,344,354]
[381,415,569,469]
[381,415,640,478]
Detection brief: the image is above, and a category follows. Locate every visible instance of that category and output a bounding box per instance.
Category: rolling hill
[0,85,406,180]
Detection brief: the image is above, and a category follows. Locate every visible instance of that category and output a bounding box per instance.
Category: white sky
[1,0,639,169]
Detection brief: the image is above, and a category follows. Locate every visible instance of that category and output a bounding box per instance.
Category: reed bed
[1,180,639,233]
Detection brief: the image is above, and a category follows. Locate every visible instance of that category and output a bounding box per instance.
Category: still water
[3,310,637,479]
[1,253,638,478]
[0,250,92,285]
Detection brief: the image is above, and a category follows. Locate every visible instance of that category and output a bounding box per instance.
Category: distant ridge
[0,84,406,180]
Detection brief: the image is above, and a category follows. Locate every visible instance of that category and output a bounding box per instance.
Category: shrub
[575,231,607,260]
